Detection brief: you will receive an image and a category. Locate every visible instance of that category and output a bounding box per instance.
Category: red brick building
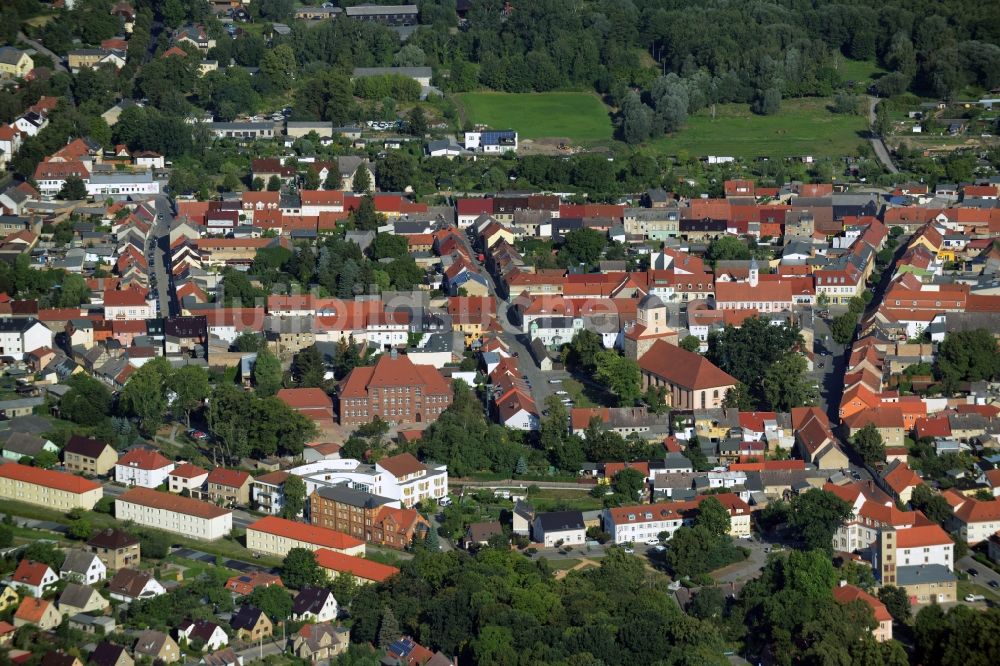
[337,351,451,427]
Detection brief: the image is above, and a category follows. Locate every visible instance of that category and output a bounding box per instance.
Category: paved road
[150,195,175,317]
[18,32,68,73]
[454,478,588,490]
[172,546,280,576]
[958,555,1000,592]
[867,97,899,174]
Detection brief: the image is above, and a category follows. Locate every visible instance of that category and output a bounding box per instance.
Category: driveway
[867,97,899,174]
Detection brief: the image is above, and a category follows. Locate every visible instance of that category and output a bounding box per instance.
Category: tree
[708,317,804,410]
[292,345,326,388]
[873,102,892,138]
[0,524,12,548]
[233,331,266,352]
[679,335,701,352]
[266,175,281,191]
[67,517,93,540]
[706,236,752,263]
[830,312,858,345]
[878,585,911,623]
[378,606,400,649]
[60,374,113,426]
[936,329,1000,392]
[695,497,731,537]
[752,87,781,115]
[788,489,853,553]
[281,548,323,589]
[247,584,294,620]
[33,450,58,469]
[850,423,886,466]
[58,176,87,200]
[611,468,645,502]
[376,153,414,192]
[119,357,171,436]
[407,106,427,137]
[252,348,283,397]
[688,587,726,620]
[281,475,307,519]
[594,351,641,406]
[21,541,63,569]
[350,195,381,231]
[371,233,408,260]
[762,354,817,412]
[666,525,744,577]
[910,484,952,524]
[166,365,209,427]
[352,166,372,194]
[561,228,606,268]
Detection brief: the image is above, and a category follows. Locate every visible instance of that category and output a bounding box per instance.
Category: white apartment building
[290,452,448,509]
[115,488,232,541]
[114,449,175,488]
[603,495,752,544]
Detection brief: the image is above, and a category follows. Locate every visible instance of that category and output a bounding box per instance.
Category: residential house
[0,47,33,78]
[167,462,208,494]
[949,496,1000,545]
[463,521,504,549]
[292,587,338,623]
[880,461,922,505]
[62,436,117,476]
[7,560,58,597]
[251,470,290,516]
[133,630,181,664]
[833,583,893,642]
[178,620,228,652]
[291,623,349,661]
[107,569,166,603]
[0,585,18,612]
[115,487,233,540]
[114,448,175,487]
[791,407,849,470]
[87,528,140,570]
[532,510,585,547]
[14,597,61,630]
[57,583,109,617]
[0,317,53,359]
[224,572,283,597]
[59,551,106,585]
[201,468,252,507]
[89,642,133,666]
[1,432,59,462]
[603,494,752,544]
[229,606,272,643]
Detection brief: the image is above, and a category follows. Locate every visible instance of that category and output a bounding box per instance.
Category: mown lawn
[456,92,614,143]
[836,58,887,87]
[651,97,868,159]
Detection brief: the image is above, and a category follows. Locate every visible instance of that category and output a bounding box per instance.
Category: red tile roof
[104,289,148,308]
[0,462,101,494]
[12,560,53,587]
[247,516,363,551]
[225,572,283,596]
[377,453,425,478]
[117,448,173,471]
[833,584,891,623]
[638,341,737,390]
[206,468,251,488]
[170,463,207,479]
[13,597,52,624]
[896,524,951,548]
[118,487,230,519]
[314,548,399,583]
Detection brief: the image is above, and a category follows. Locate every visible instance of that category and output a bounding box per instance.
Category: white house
[59,551,107,585]
[603,495,752,545]
[0,317,53,360]
[7,560,58,597]
[107,569,166,603]
[114,449,175,488]
[291,453,448,509]
[895,524,954,570]
[167,463,209,494]
[177,620,228,652]
[464,130,518,154]
[133,152,165,169]
[292,587,338,623]
[531,510,585,547]
[104,289,155,321]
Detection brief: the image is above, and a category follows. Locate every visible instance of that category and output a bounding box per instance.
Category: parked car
[644,538,659,546]
[555,390,568,396]
[989,580,999,589]
[623,545,634,554]
[968,568,979,577]
[548,379,562,384]
[964,594,985,602]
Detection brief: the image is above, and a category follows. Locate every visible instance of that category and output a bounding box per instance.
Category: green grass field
[836,59,887,87]
[651,97,868,159]
[456,92,614,143]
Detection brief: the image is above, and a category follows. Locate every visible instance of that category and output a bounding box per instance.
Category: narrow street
[150,195,175,317]
[18,31,68,74]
